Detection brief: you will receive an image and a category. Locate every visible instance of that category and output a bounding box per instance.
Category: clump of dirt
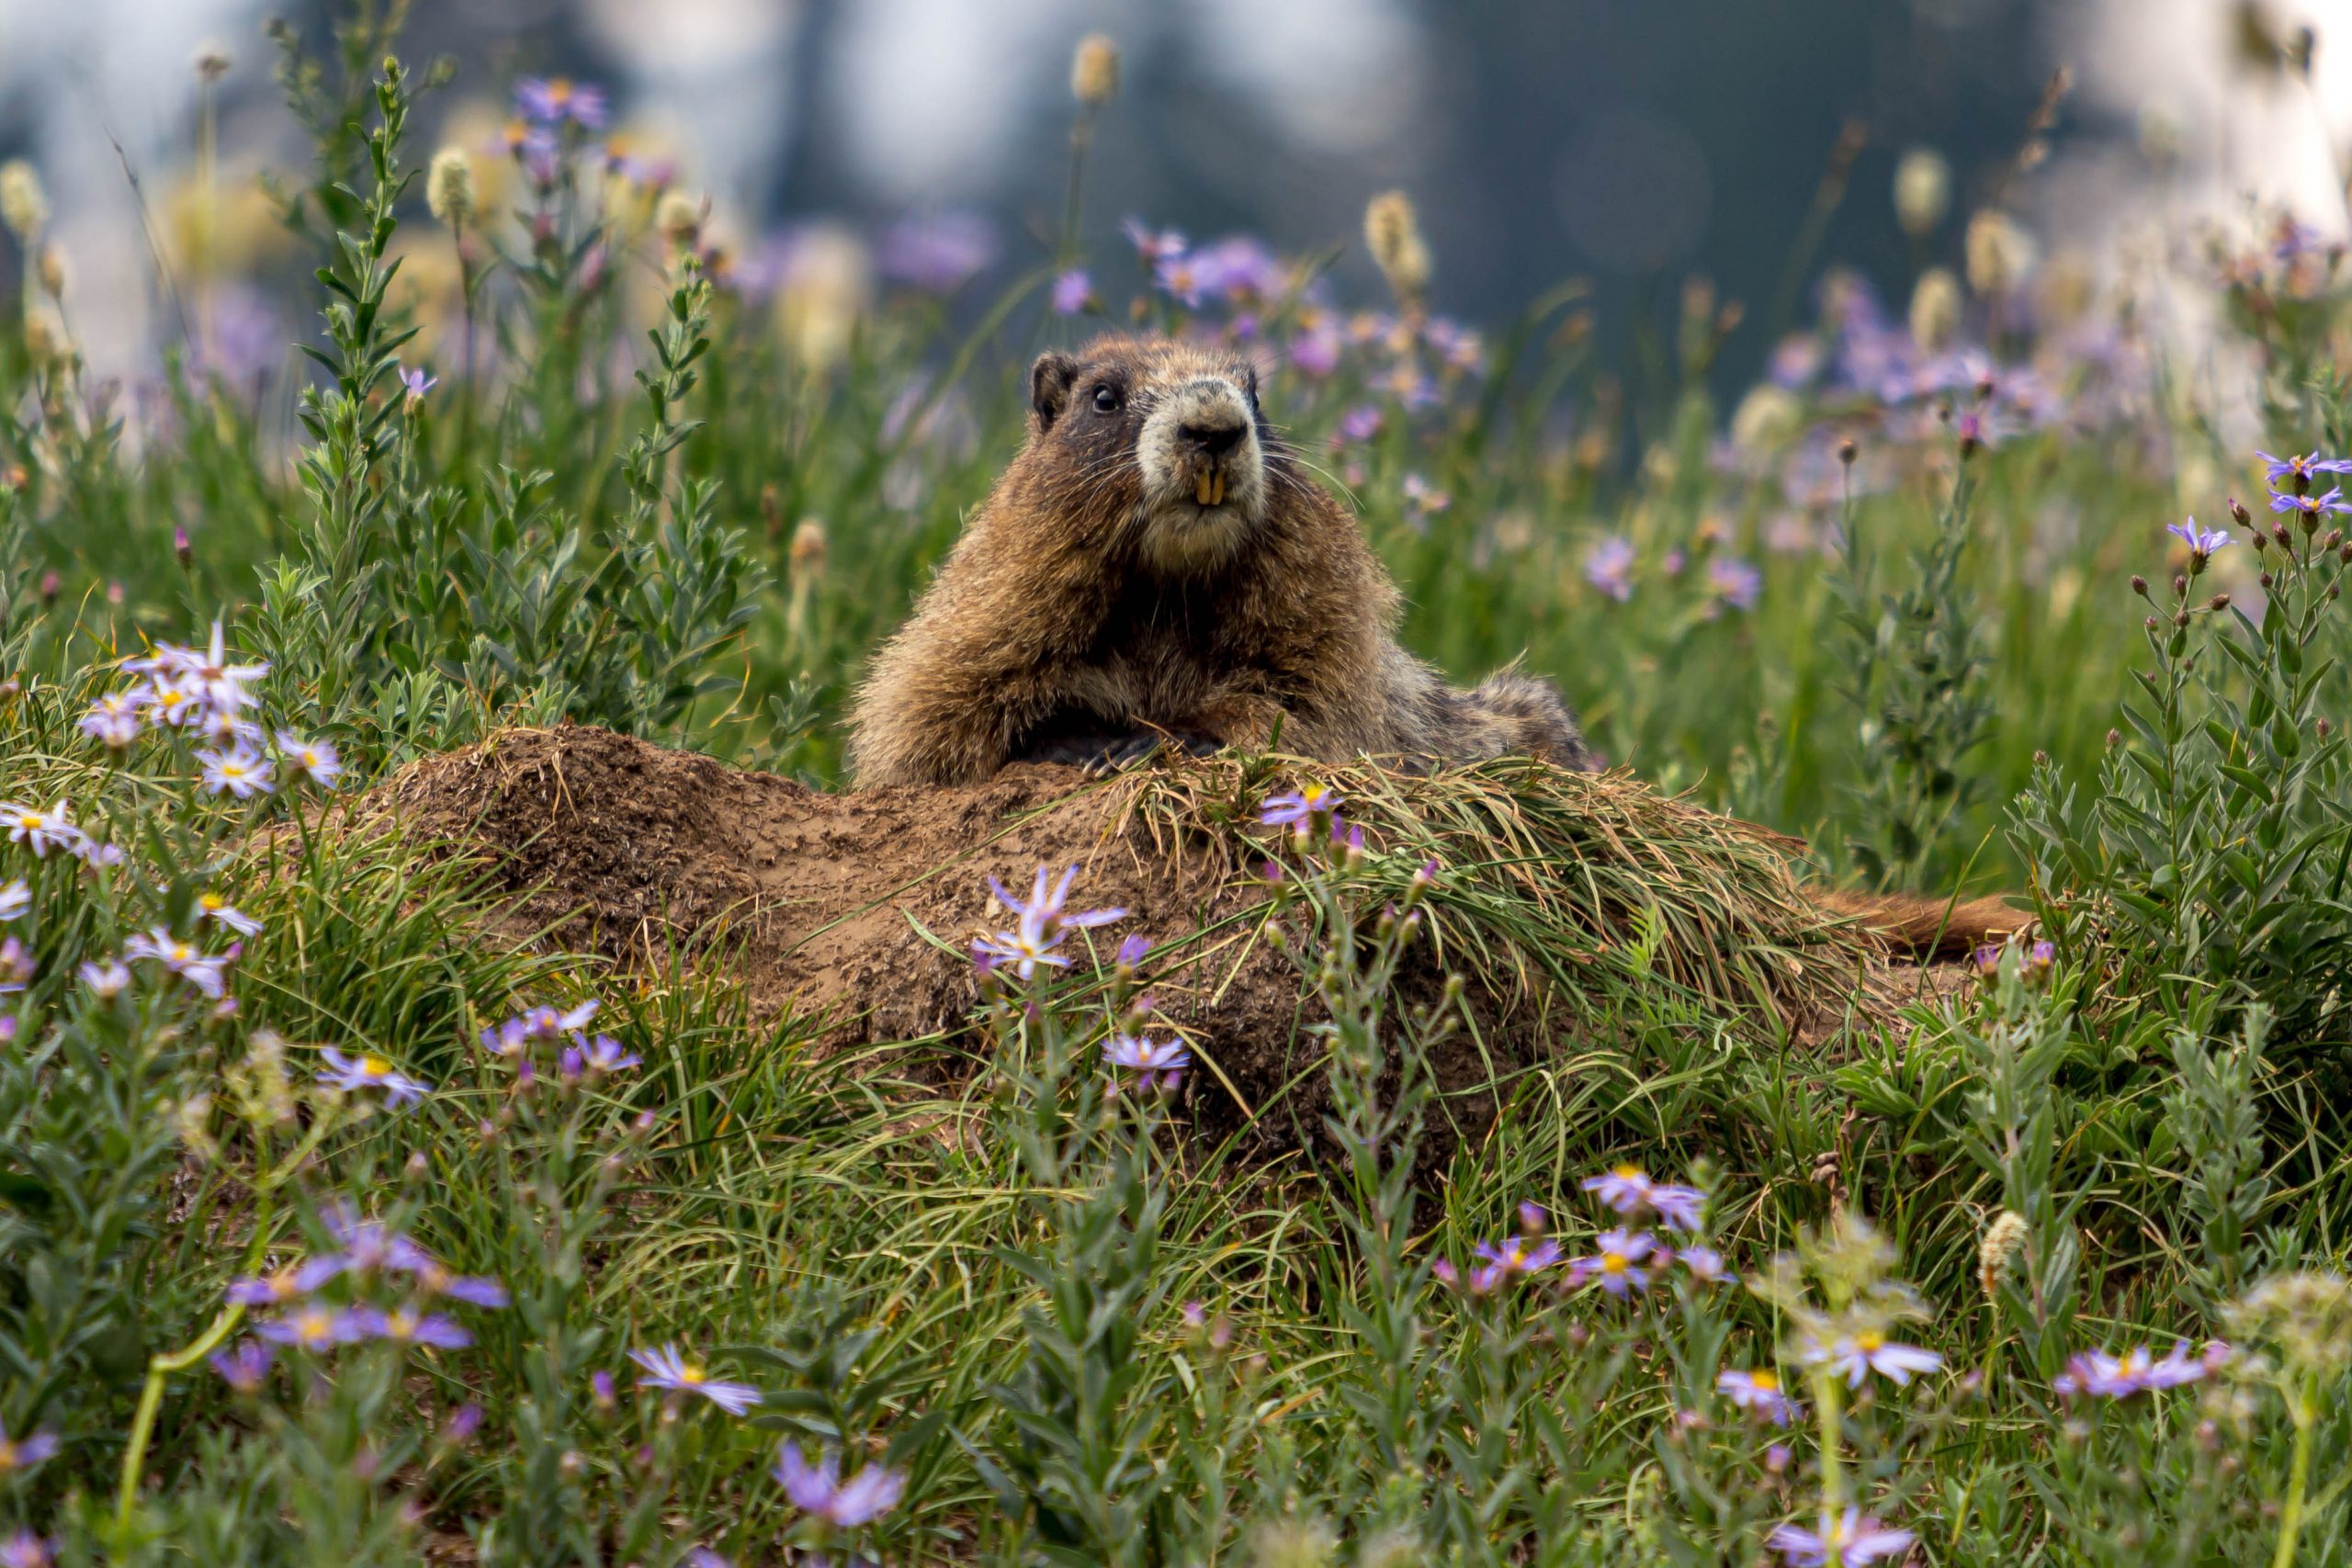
[370,726,1961,1163]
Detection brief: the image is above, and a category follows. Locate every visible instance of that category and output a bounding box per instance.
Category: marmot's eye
[1091,385,1121,414]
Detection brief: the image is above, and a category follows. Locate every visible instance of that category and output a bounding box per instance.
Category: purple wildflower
[3,801,81,857]
[225,1260,340,1306]
[0,1427,58,1477]
[352,1305,474,1350]
[255,1303,370,1351]
[2257,449,2352,490]
[1102,1032,1190,1077]
[1706,556,1762,613]
[123,927,229,998]
[317,1046,433,1107]
[773,1443,909,1529]
[0,1533,48,1568]
[1717,1367,1796,1425]
[1809,1330,1943,1388]
[78,958,130,998]
[1679,1244,1733,1282]
[2053,1341,2216,1399]
[514,76,608,130]
[1765,1509,1915,1567]
[198,741,274,798]
[1566,1228,1657,1298]
[411,1258,511,1309]
[628,1343,763,1415]
[210,1338,275,1393]
[441,1403,484,1445]
[1120,218,1185,265]
[198,892,262,936]
[1257,783,1345,843]
[877,213,996,293]
[274,732,343,789]
[1584,536,1635,603]
[2271,488,2352,521]
[0,938,28,995]
[79,689,146,749]
[399,367,437,401]
[1470,1235,1565,1283]
[1292,326,1342,378]
[2167,517,2233,558]
[1051,268,1092,315]
[1336,404,1384,445]
[0,880,23,921]
[564,1032,641,1076]
[973,864,1126,980]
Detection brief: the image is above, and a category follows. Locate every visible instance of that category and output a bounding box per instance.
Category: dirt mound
[372,727,1951,1162]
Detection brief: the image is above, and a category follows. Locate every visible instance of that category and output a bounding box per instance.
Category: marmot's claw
[1083,733,1169,775]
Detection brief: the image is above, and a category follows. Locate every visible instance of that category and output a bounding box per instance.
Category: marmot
[846,333,1591,786]
[845,332,2019,960]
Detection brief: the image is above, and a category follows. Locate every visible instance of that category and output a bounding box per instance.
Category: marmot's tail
[1464,668,1598,770]
[1814,890,2029,961]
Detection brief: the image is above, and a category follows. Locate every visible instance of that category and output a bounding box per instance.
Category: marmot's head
[1023,333,1283,574]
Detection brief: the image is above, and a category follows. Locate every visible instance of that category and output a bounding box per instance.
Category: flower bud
[194,40,232,82]
[2173,574,2188,598]
[175,525,194,570]
[2318,716,2334,738]
[2130,574,2148,595]
[2261,570,2275,588]
[1070,34,1120,107]
[1838,437,1858,466]
[2209,592,2231,613]
[655,191,704,248]
[2106,728,2120,748]
[38,570,58,605]
[1964,209,2037,297]
[1363,189,1431,308]
[2230,496,2254,527]
[35,245,66,300]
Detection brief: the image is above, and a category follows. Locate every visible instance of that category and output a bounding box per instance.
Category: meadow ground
[6,21,2352,1567]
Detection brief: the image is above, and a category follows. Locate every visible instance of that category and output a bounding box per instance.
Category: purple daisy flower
[1471,1235,1565,1282]
[1257,784,1345,842]
[0,1427,59,1477]
[877,213,997,294]
[2271,488,2352,521]
[317,1046,433,1107]
[3,801,82,857]
[773,1443,909,1529]
[1706,556,1762,613]
[255,1303,370,1351]
[514,76,608,130]
[628,1343,763,1415]
[198,741,274,799]
[2256,449,2352,490]
[2167,516,2233,558]
[275,732,345,789]
[1809,1330,1943,1388]
[1051,268,1091,315]
[1717,1367,1797,1425]
[352,1305,473,1350]
[123,927,229,998]
[1765,1508,1915,1567]
[209,1339,275,1393]
[0,1531,50,1568]
[1584,536,1635,603]
[399,367,437,400]
[1566,1228,1657,1298]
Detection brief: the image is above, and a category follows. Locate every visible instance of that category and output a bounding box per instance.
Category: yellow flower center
[1856,1332,1884,1353]
[201,894,225,912]
[679,1364,707,1385]
[360,1055,391,1078]
[298,1310,334,1345]
[168,942,192,962]
[1749,1370,1778,1392]
[1612,1164,1645,1180]
[16,814,40,829]
[389,1311,418,1337]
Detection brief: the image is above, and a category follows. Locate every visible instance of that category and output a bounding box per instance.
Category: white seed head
[426,147,475,228]
[1730,384,1799,455]
[1363,189,1431,307]
[1977,1210,2030,1300]
[194,40,232,82]
[1894,146,1951,237]
[1909,265,1963,354]
[775,225,872,373]
[0,160,49,242]
[1964,209,2038,298]
[35,243,67,301]
[655,190,704,244]
[1071,34,1121,108]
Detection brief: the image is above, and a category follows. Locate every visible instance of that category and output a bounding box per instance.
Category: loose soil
[372,726,1964,1164]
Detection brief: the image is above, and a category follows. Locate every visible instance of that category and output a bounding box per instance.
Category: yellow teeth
[1194,470,1226,506]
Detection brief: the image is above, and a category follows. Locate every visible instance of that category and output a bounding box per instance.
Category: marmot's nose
[1179,420,1245,458]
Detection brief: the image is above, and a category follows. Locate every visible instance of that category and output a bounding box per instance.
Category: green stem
[115,1301,247,1525]
[2273,1375,2316,1568]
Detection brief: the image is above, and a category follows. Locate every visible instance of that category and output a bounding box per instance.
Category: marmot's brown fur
[846,333,1590,786]
[844,333,2022,960]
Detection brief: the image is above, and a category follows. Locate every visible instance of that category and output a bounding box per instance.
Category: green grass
[6,18,2352,1567]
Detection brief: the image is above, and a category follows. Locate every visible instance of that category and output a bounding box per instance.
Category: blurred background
[0,0,2348,389]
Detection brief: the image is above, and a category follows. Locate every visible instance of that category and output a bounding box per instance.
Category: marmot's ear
[1029,352,1079,432]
